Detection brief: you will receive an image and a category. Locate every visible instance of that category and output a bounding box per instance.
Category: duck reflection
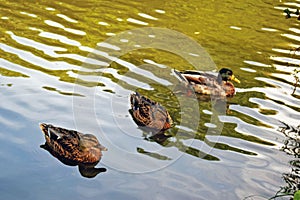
[39,123,107,178]
[144,131,172,145]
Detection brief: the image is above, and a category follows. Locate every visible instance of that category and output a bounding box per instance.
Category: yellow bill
[230,75,240,83]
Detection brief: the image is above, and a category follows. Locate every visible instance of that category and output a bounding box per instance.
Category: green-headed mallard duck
[173,68,240,97]
[39,123,107,165]
[129,92,173,131]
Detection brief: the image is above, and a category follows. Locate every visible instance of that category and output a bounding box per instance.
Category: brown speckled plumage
[129,92,173,131]
[39,123,107,165]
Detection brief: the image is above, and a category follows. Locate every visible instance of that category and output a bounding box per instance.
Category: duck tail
[39,123,53,144]
[39,123,61,140]
[130,92,140,110]
[172,69,189,85]
[39,123,49,136]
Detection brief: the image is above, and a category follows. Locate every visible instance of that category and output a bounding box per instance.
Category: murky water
[1,0,300,199]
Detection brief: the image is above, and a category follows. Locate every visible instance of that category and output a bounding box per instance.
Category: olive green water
[1,0,300,199]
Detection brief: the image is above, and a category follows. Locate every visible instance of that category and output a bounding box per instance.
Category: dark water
[1,0,300,199]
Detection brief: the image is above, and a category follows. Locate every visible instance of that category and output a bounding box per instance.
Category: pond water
[1,0,300,199]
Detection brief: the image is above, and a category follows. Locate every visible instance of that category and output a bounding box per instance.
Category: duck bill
[230,75,240,83]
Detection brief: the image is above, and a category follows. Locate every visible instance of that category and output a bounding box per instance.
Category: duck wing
[130,92,153,126]
[40,123,80,140]
[183,72,218,86]
[130,92,172,130]
[40,123,81,156]
[172,69,218,86]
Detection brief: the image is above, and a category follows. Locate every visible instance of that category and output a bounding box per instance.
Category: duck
[129,92,173,132]
[39,123,107,166]
[172,68,240,97]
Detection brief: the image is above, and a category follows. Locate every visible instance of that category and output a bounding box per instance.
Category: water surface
[0,0,299,199]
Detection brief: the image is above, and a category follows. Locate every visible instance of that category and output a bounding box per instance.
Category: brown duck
[129,92,173,131]
[173,68,240,97]
[39,123,107,166]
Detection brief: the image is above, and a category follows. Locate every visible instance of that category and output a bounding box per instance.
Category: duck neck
[217,74,223,84]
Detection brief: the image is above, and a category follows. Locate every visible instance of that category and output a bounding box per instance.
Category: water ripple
[0,43,81,71]
[138,13,158,20]
[38,31,81,46]
[44,20,86,35]
[20,11,37,18]
[79,46,172,86]
[0,0,298,199]
[56,14,78,23]
[282,33,300,42]
[127,18,149,26]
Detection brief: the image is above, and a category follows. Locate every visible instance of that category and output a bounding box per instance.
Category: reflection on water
[0,0,300,199]
[274,122,300,199]
[40,144,107,178]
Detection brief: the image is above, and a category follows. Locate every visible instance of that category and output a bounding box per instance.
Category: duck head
[217,68,240,84]
[79,134,108,158]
